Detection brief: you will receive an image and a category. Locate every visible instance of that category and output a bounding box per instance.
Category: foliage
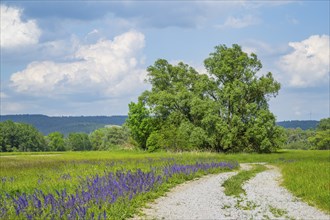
[1,121,132,152]
[282,118,330,150]
[0,120,46,152]
[66,133,92,151]
[317,118,330,130]
[283,128,314,150]
[126,101,154,149]
[128,44,284,153]
[308,130,330,150]
[89,126,130,150]
[46,132,65,151]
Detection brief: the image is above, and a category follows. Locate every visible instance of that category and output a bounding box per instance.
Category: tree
[46,132,65,151]
[308,117,330,150]
[0,121,46,152]
[308,130,330,150]
[203,44,282,152]
[0,120,20,152]
[126,101,154,149]
[127,44,284,153]
[89,126,130,150]
[317,118,330,130]
[66,133,92,151]
[283,128,314,150]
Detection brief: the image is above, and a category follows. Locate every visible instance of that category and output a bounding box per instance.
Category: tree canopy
[308,117,330,150]
[127,44,285,153]
[89,126,130,150]
[317,118,330,131]
[0,120,46,152]
[46,132,65,151]
[66,133,92,151]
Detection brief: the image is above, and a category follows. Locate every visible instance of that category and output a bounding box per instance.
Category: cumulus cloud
[216,15,260,29]
[10,31,147,99]
[279,35,330,87]
[0,4,41,48]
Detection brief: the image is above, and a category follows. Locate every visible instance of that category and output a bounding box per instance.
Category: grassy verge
[279,159,330,213]
[222,164,267,197]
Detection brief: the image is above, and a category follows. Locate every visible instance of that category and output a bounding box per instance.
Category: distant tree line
[0,121,130,152]
[0,115,127,135]
[277,120,319,130]
[283,118,330,150]
[0,117,328,152]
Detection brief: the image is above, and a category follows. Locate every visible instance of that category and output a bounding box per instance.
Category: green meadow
[0,150,329,219]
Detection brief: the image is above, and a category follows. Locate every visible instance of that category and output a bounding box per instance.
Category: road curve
[135,164,329,220]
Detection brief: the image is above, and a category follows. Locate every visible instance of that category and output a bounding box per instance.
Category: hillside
[276,120,319,130]
[0,114,319,135]
[0,114,127,135]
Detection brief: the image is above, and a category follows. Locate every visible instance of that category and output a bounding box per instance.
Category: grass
[0,151,238,219]
[222,164,267,197]
[269,205,288,218]
[0,149,329,218]
[279,157,330,212]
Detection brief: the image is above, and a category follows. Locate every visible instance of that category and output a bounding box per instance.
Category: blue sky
[1,1,329,121]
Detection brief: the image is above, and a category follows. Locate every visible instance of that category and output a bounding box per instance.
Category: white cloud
[10,31,147,99]
[216,15,260,29]
[0,4,41,48]
[279,35,330,87]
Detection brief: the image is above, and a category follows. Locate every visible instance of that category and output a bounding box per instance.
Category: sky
[0,0,329,121]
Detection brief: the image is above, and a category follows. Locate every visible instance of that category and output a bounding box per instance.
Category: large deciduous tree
[127,44,284,152]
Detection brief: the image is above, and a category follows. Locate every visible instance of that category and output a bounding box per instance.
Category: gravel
[137,164,329,220]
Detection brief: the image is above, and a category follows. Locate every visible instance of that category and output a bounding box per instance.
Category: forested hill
[0,114,127,135]
[0,114,318,135]
[276,120,319,130]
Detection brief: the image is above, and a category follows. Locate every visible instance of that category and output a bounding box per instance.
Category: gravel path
[137,164,329,220]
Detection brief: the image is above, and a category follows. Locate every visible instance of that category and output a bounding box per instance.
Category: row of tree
[0,117,328,152]
[0,121,130,152]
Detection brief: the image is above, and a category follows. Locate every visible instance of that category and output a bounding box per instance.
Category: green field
[0,150,329,219]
